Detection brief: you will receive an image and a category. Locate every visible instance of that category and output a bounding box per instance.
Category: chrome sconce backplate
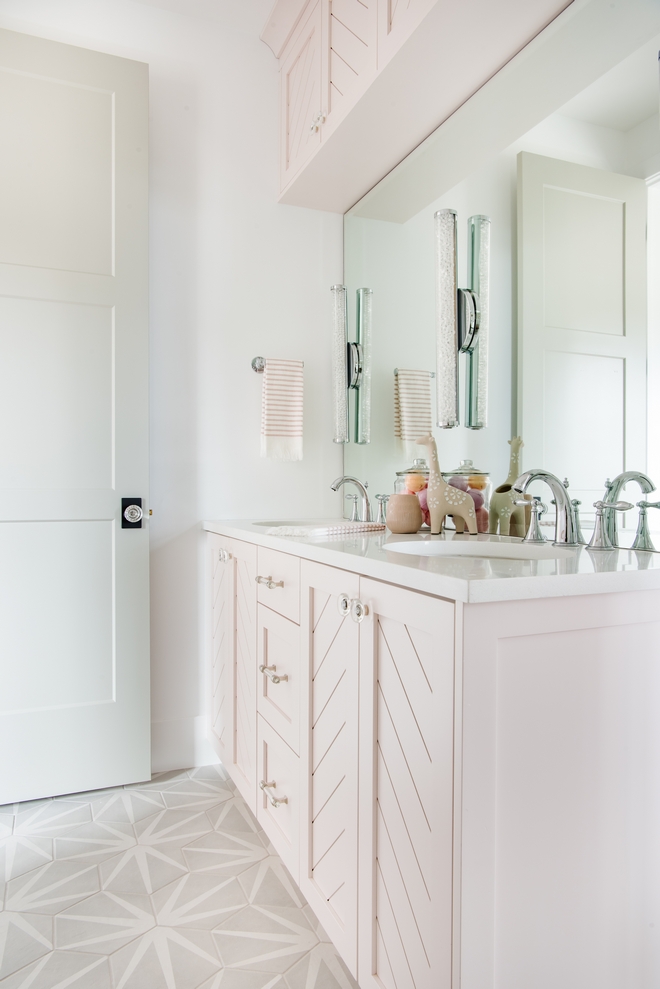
[331,284,372,444]
[435,210,490,429]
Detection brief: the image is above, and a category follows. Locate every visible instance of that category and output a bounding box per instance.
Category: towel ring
[252,356,305,373]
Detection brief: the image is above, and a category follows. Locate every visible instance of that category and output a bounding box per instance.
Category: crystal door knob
[124,504,143,524]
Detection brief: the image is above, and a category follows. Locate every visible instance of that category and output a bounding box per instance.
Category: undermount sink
[385,537,579,561]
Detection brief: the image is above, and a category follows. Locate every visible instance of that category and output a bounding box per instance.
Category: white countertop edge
[202,520,660,604]
[202,519,471,602]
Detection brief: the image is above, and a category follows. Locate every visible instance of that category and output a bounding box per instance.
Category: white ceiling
[559,33,660,130]
[132,0,274,36]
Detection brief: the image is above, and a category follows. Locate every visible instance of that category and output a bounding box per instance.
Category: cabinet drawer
[256,547,300,624]
[257,605,301,754]
[257,714,300,882]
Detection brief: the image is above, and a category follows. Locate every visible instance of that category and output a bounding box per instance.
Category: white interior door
[518,151,648,518]
[0,29,150,803]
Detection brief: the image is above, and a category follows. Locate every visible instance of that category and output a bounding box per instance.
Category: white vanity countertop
[202,519,660,604]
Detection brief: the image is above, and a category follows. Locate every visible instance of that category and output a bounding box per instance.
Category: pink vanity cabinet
[207,525,660,989]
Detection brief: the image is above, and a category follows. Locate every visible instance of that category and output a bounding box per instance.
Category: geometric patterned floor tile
[108,926,220,989]
[284,944,356,989]
[238,859,305,910]
[0,950,112,989]
[90,789,165,824]
[53,822,135,862]
[5,861,101,915]
[212,905,318,973]
[0,767,358,989]
[198,973,284,989]
[13,802,91,838]
[183,830,268,878]
[54,892,154,954]
[152,873,247,929]
[0,912,52,980]
[0,837,52,884]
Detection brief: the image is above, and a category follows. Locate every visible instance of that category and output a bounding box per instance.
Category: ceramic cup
[386,493,423,534]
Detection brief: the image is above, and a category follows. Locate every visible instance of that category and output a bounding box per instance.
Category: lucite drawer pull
[350,598,369,623]
[337,593,351,617]
[256,575,284,589]
[259,664,288,684]
[259,779,288,808]
[218,548,232,563]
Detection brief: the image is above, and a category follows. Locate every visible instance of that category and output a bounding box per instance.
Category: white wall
[0,0,344,771]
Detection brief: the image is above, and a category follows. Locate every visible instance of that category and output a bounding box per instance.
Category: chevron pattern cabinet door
[358,577,456,989]
[209,534,234,766]
[280,1,323,190]
[232,539,258,814]
[322,0,377,137]
[300,561,360,976]
[377,0,437,69]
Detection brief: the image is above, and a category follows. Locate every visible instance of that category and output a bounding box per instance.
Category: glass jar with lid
[394,458,430,494]
[441,459,491,532]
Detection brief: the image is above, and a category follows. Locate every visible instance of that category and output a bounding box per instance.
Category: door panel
[0,29,149,803]
[0,68,113,274]
[0,521,113,713]
[0,298,112,489]
[358,578,455,989]
[300,561,360,975]
[518,151,647,520]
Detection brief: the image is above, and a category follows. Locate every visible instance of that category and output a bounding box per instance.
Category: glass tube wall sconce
[434,210,490,429]
[331,284,373,444]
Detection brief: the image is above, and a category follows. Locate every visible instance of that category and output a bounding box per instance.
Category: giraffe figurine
[489,436,530,537]
[416,434,478,535]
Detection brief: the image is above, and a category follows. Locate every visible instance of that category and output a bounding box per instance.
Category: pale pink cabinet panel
[358,578,455,989]
[257,546,301,624]
[376,0,437,68]
[257,713,301,882]
[322,0,377,140]
[208,536,258,815]
[209,534,234,767]
[280,1,323,189]
[300,561,361,976]
[257,605,302,754]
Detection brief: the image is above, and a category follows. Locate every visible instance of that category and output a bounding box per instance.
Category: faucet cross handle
[632,501,660,553]
[345,494,359,523]
[516,498,547,543]
[589,500,633,551]
[374,495,389,526]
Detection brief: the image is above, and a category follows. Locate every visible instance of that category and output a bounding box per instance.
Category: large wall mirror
[343,0,660,539]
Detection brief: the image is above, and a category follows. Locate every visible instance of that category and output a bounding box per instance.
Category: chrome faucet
[603,471,655,547]
[512,469,580,545]
[331,475,372,522]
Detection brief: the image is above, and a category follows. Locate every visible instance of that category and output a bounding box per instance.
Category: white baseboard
[151,715,220,773]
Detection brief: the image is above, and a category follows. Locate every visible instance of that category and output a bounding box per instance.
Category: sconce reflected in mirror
[331,284,373,444]
[435,210,490,429]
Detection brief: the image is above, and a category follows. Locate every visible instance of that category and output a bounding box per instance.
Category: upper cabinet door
[280,1,323,189]
[376,0,437,69]
[322,0,377,139]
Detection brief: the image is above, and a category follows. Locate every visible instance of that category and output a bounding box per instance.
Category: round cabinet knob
[350,598,369,623]
[124,504,143,524]
[337,594,351,617]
